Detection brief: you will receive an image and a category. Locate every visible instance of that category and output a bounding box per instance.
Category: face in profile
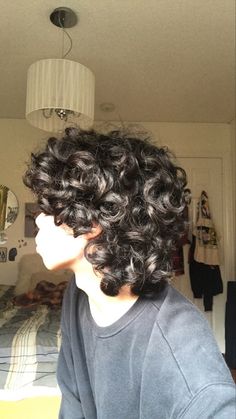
[35,213,87,271]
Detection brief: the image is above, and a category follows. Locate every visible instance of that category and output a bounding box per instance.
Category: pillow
[30,270,72,291]
[15,254,46,295]
[15,253,72,295]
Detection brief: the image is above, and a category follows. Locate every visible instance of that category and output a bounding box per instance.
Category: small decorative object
[0,231,7,245]
[18,239,27,248]
[18,241,27,249]
[9,248,17,261]
[0,247,7,262]
[24,203,39,237]
[0,185,19,231]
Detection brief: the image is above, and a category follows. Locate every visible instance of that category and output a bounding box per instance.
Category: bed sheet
[0,285,61,400]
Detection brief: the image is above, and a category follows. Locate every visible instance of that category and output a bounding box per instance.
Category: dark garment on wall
[172,245,185,276]
[225,281,236,369]
[189,235,223,311]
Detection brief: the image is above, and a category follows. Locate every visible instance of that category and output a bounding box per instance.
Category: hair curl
[24,127,189,298]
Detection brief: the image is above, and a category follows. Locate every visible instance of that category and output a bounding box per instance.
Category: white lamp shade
[26,59,95,132]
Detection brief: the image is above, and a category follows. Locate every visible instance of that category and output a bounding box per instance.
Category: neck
[73,256,138,327]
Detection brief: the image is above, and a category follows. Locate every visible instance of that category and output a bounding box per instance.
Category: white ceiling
[1,0,235,123]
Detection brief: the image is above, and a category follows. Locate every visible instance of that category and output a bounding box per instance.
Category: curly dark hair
[24,127,189,298]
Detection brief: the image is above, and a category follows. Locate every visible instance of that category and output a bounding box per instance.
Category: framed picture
[24,203,40,237]
[0,247,7,262]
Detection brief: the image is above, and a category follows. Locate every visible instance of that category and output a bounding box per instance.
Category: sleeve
[179,383,236,419]
[57,281,85,419]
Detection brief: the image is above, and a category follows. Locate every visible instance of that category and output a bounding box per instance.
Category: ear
[85,224,102,240]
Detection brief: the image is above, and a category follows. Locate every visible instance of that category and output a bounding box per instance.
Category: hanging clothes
[189,191,223,311]
[194,190,220,265]
[189,236,223,311]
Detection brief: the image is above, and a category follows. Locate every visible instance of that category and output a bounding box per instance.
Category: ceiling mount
[50,7,78,28]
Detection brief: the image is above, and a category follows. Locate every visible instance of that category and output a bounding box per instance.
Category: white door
[171,157,226,352]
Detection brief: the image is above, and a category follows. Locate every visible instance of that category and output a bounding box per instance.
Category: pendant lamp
[25,7,95,133]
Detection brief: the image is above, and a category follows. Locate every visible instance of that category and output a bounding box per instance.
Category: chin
[40,259,54,271]
[44,258,74,272]
[36,253,56,271]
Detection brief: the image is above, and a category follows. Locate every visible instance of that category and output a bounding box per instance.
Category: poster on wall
[0,247,7,262]
[24,203,40,237]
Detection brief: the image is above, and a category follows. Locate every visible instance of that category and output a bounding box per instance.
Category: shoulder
[148,285,234,392]
[154,284,212,335]
[140,286,235,417]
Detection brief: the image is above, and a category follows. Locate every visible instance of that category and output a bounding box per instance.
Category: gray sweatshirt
[57,278,235,418]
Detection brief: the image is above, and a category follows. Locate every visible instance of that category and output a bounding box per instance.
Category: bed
[0,254,72,419]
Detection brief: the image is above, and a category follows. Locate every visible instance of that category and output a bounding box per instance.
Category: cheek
[36,228,86,263]
[56,235,84,258]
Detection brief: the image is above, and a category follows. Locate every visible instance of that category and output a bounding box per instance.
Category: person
[24,127,235,419]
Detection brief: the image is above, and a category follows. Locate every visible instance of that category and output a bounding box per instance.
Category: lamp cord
[58,14,73,59]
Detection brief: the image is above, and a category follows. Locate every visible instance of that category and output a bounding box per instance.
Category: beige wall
[0,119,234,284]
[0,120,49,283]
